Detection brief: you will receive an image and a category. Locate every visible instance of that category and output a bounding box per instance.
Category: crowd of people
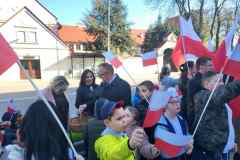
[0,58,240,160]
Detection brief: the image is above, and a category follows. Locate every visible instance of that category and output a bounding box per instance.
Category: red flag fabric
[155,128,192,158]
[213,37,240,79]
[229,96,240,120]
[0,33,18,75]
[212,20,238,76]
[142,50,158,66]
[171,37,186,68]
[143,88,181,128]
[102,51,122,68]
[171,17,213,68]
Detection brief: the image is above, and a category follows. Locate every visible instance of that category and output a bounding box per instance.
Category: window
[25,32,37,43]
[16,31,37,44]
[76,44,81,51]
[16,31,25,43]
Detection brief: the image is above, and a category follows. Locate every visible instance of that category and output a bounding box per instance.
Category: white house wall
[0,8,70,80]
[0,0,57,26]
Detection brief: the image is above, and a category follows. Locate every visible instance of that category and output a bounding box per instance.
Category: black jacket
[75,84,98,116]
[193,80,240,152]
[186,72,204,132]
[96,75,131,106]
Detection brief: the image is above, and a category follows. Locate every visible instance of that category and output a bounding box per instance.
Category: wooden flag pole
[16,60,84,160]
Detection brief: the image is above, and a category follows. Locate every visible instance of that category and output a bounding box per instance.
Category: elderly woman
[42,75,70,130]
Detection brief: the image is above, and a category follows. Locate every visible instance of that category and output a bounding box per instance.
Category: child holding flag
[94,98,145,160]
[153,88,193,160]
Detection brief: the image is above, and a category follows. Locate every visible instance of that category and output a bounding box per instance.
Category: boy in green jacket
[95,98,145,160]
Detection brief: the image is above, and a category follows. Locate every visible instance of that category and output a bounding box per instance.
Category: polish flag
[155,128,192,158]
[102,51,122,68]
[229,96,240,120]
[212,19,238,75]
[0,33,18,75]
[142,50,158,66]
[171,17,213,67]
[7,98,16,113]
[143,87,180,128]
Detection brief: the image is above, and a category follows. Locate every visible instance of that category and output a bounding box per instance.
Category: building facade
[0,0,70,80]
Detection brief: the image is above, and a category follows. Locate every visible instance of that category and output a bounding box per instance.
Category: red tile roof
[58,25,146,45]
[58,25,95,43]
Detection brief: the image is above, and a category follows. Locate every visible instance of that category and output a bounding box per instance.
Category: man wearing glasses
[96,63,131,106]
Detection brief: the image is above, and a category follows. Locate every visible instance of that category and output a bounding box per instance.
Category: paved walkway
[0,80,80,93]
[0,72,180,93]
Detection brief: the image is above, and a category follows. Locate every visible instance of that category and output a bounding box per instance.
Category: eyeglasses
[97,72,105,78]
[168,100,181,104]
[98,71,109,78]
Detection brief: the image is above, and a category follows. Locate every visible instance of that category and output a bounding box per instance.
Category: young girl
[125,106,160,160]
[136,80,155,125]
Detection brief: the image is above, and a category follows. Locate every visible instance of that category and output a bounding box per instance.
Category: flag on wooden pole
[0,33,18,75]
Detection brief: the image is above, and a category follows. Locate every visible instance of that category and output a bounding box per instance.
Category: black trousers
[191,147,222,160]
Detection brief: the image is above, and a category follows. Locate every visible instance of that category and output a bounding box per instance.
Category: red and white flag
[143,88,181,128]
[143,90,168,128]
[102,51,122,68]
[142,50,158,66]
[155,128,192,158]
[212,19,238,75]
[0,33,18,75]
[171,17,213,67]
[7,98,16,113]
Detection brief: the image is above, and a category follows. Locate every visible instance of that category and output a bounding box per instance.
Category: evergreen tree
[142,15,170,52]
[83,0,134,55]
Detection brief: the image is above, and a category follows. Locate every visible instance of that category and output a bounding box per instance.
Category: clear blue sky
[39,0,160,29]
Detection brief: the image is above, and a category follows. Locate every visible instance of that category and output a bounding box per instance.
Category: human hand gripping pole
[129,128,145,149]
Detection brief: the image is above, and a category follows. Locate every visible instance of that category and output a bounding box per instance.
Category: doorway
[20,59,41,79]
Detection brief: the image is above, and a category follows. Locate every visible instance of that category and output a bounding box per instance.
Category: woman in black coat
[75,69,98,117]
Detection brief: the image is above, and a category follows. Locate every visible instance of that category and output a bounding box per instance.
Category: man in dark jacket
[186,57,212,132]
[96,63,131,105]
[192,71,240,160]
[84,63,131,160]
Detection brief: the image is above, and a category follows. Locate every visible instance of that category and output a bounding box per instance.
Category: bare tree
[198,0,205,36]
[145,0,192,18]
[234,0,240,16]
[209,0,227,38]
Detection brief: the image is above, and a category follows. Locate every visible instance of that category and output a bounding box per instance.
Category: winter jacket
[1,144,25,160]
[126,123,160,160]
[96,74,131,106]
[75,84,98,116]
[95,132,134,160]
[186,72,204,132]
[42,88,70,130]
[193,80,240,152]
